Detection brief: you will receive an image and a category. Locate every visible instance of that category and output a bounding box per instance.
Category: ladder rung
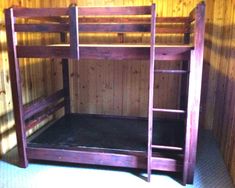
[151,145,183,151]
[154,69,189,74]
[152,108,185,113]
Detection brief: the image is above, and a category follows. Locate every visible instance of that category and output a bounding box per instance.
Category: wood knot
[0,90,6,95]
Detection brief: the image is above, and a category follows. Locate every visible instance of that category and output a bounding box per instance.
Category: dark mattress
[28,114,185,152]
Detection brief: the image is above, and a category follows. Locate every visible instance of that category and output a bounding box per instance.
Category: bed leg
[5,8,28,168]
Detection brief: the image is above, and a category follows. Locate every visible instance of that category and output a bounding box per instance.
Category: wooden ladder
[147,4,189,182]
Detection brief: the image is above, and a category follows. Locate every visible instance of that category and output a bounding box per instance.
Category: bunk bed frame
[5,2,205,185]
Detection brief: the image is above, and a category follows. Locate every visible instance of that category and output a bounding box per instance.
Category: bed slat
[24,89,65,120]
[78,6,151,16]
[17,45,192,60]
[17,46,71,58]
[13,8,69,18]
[14,24,69,32]
[14,23,187,34]
[79,23,150,32]
[25,101,65,131]
[78,16,189,23]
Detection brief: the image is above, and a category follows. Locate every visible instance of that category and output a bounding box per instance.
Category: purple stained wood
[78,6,151,16]
[25,101,65,131]
[5,3,205,185]
[79,24,186,34]
[17,46,71,58]
[78,16,188,23]
[13,8,69,17]
[60,32,71,115]
[23,89,65,120]
[183,1,205,185]
[14,23,70,33]
[4,8,28,168]
[147,3,156,182]
[179,19,190,117]
[16,45,192,60]
[79,23,151,32]
[26,147,183,172]
[69,5,79,59]
[29,16,188,24]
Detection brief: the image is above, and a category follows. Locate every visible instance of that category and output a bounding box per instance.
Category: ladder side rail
[147,3,157,182]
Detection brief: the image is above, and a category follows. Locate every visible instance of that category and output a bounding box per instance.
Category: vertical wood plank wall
[0,0,234,184]
[203,0,235,184]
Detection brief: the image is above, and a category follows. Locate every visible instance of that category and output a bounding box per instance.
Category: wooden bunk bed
[4,2,205,185]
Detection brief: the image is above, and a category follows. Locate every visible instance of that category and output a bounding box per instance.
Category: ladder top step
[152,108,185,113]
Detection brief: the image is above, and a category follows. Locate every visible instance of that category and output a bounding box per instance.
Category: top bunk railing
[5,3,205,60]
[10,4,193,34]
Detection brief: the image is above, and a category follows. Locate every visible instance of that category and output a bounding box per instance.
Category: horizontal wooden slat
[21,16,64,23]
[25,101,65,131]
[14,23,187,34]
[24,14,189,24]
[151,155,182,172]
[156,53,190,61]
[80,45,192,60]
[15,24,69,32]
[12,8,69,17]
[24,89,65,120]
[79,23,150,32]
[79,24,186,34]
[80,46,149,60]
[17,46,71,58]
[76,16,189,24]
[17,44,192,60]
[78,6,151,16]
[26,147,183,172]
[155,45,193,54]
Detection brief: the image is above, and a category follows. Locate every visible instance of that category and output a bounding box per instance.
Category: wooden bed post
[147,3,156,182]
[69,5,79,59]
[5,8,28,167]
[60,32,71,115]
[183,2,205,184]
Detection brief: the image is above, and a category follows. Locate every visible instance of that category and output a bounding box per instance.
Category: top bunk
[5,2,205,61]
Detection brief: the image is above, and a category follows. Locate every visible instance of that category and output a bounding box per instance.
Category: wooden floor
[28,114,185,153]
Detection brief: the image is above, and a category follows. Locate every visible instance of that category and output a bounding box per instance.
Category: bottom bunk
[27,114,185,172]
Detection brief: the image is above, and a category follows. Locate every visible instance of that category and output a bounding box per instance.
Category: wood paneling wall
[0,0,234,184]
[203,0,235,184]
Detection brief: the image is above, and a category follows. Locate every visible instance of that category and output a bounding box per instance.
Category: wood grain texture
[202,0,235,185]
